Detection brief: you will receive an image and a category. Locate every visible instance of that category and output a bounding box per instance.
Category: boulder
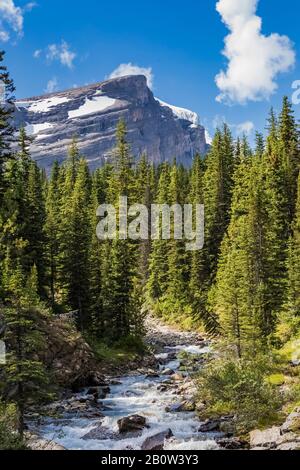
[171,373,184,382]
[219,420,236,436]
[82,425,117,441]
[118,415,148,434]
[250,427,281,449]
[199,419,221,433]
[217,438,249,450]
[146,372,160,379]
[161,369,175,376]
[110,380,122,386]
[26,433,66,451]
[141,429,174,451]
[166,400,196,413]
[98,386,111,399]
[86,372,109,387]
[281,408,300,434]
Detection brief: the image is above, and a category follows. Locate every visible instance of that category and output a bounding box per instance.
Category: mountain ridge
[14,75,208,171]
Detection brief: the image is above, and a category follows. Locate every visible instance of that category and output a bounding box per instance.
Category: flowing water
[30,331,220,450]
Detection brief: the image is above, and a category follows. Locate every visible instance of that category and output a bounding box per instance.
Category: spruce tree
[2,260,49,437]
[45,161,61,309]
[0,51,15,205]
[62,159,91,330]
[286,172,300,318]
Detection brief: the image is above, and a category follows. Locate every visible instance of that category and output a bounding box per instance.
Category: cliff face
[14,75,207,171]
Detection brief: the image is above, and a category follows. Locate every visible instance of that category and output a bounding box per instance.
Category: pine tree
[167,162,188,301]
[62,159,91,330]
[286,172,300,318]
[99,121,140,340]
[0,51,15,205]
[278,97,300,222]
[2,260,49,437]
[45,161,61,309]
[89,175,104,335]
[212,155,267,355]
[261,110,290,323]
[147,162,171,300]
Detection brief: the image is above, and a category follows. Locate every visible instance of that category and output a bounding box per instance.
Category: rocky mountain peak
[14,75,208,171]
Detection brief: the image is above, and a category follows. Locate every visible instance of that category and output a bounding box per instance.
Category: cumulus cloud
[235,120,255,136]
[215,0,296,104]
[0,0,23,42]
[0,1,37,42]
[23,2,38,12]
[211,114,254,137]
[205,130,213,145]
[45,77,58,94]
[33,49,41,58]
[108,63,154,89]
[35,41,76,68]
[46,41,76,69]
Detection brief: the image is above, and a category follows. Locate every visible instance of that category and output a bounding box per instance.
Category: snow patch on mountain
[68,95,117,119]
[25,122,55,136]
[17,97,70,114]
[156,99,199,126]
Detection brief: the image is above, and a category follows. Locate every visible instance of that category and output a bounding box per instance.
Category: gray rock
[250,427,281,449]
[26,433,66,451]
[141,429,173,450]
[199,419,221,433]
[81,425,117,441]
[281,408,300,434]
[14,75,208,173]
[166,400,196,413]
[161,369,175,376]
[118,415,148,434]
[217,438,249,450]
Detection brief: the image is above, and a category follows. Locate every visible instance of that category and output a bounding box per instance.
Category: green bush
[197,355,283,433]
[0,403,27,450]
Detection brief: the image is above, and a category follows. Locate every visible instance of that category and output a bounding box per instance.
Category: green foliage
[86,334,146,365]
[197,355,283,432]
[0,403,27,450]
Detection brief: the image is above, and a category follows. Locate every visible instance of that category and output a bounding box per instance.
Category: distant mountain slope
[14,75,208,171]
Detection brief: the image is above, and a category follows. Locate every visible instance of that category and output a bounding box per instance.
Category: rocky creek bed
[26,320,227,450]
[25,319,300,451]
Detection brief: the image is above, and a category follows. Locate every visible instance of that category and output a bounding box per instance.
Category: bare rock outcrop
[14,75,208,172]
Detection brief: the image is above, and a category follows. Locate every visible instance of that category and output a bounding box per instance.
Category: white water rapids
[30,342,220,450]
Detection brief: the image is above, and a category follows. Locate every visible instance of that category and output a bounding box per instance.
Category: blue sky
[1,0,300,142]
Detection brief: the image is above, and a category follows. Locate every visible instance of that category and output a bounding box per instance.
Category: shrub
[197,355,283,433]
[0,403,27,450]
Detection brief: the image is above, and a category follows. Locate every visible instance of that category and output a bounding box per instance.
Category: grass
[266,373,286,386]
[86,334,146,366]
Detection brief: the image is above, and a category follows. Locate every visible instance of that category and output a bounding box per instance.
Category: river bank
[26,318,225,450]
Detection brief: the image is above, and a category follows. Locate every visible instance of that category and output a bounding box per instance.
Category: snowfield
[17,96,71,114]
[68,95,117,119]
[25,122,54,136]
[156,98,199,126]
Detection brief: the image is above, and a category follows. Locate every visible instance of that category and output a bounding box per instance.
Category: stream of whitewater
[30,331,221,450]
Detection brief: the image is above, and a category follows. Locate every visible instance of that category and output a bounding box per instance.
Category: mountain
[14,75,208,171]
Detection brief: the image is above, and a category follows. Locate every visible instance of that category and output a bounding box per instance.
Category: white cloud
[0,0,23,42]
[235,120,254,136]
[0,30,10,42]
[45,77,58,94]
[33,49,42,58]
[46,41,76,69]
[0,0,36,42]
[108,63,154,89]
[210,114,254,137]
[23,2,38,12]
[215,0,296,104]
[205,130,213,145]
